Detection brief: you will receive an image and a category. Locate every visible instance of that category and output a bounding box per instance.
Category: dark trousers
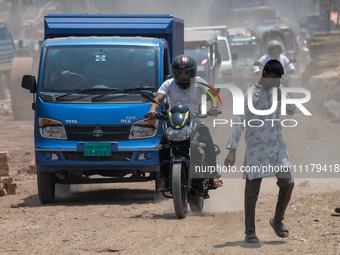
[159,125,216,179]
[244,172,294,234]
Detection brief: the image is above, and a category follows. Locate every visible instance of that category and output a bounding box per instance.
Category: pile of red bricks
[0,151,17,196]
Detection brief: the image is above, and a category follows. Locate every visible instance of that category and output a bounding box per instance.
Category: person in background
[254,40,296,76]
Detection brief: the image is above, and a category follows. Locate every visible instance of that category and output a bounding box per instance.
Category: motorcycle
[140,90,221,218]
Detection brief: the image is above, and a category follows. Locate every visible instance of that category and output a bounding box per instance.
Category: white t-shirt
[253,54,296,75]
[157,76,208,123]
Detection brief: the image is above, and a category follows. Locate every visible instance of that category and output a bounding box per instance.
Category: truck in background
[184,26,233,85]
[0,23,16,100]
[22,14,184,203]
[228,28,261,90]
[184,29,218,87]
[209,0,274,29]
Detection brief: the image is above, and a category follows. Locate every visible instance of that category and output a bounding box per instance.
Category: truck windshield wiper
[92,86,155,101]
[56,88,120,101]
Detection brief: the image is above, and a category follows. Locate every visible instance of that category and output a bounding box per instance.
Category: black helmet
[171,54,197,90]
[168,104,190,129]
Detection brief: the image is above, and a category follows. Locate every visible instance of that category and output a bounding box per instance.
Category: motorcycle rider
[254,40,296,83]
[147,54,223,191]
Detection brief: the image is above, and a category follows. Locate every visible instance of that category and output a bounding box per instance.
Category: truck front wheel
[37,167,55,203]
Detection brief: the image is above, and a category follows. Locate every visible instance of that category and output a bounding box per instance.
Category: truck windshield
[41,46,158,94]
[229,40,261,60]
[185,46,211,67]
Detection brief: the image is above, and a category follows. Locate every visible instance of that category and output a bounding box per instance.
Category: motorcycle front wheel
[172,163,188,218]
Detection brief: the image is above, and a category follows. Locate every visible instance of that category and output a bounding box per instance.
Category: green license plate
[84,143,111,156]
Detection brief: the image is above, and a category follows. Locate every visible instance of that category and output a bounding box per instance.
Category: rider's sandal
[158,178,169,192]
[212,178,223,188]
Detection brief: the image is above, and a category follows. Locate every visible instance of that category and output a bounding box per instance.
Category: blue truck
[21,14,184,203]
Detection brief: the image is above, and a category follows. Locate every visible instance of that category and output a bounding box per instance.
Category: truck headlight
[164,126,192,142]
[129,119,158,139]
[39,118,67,140]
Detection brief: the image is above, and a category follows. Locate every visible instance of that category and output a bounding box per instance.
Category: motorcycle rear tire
[172,163,188,218]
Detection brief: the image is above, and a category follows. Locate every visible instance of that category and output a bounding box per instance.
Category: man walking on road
[224,60,296,243]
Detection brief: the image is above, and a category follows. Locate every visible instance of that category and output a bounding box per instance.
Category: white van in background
[216,35,233,83]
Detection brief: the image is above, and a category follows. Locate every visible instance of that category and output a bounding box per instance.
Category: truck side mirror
[140,90,157,103]
[232,53,237,61]
[140,90,163,112]
[22,75,36,93]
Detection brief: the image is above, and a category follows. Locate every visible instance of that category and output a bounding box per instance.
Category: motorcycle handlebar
[144,110,222,121]
[194,110,222,118]
[144,112,167,121]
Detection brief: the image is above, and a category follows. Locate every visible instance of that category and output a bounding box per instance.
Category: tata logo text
[200,84,311,116]
[65,120,78,124]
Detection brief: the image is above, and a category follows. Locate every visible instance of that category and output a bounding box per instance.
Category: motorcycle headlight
[129,119,159,139]
[39,118,67,140]
[165,125,192,142]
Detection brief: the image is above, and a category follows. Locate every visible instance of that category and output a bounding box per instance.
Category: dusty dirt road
[1,88,340,255]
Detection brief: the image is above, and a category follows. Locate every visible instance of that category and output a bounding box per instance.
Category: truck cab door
[163,47,171,111]
[163,46,171,82]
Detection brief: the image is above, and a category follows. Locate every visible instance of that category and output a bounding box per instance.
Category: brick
[0,163,9,170]
[28,159,37,174]
[17,168,27,174]
[27,166,37,174]
[6,188,16,195]
[0,168,9,176]
[0,151,9,159]
[7,183,17,190]
[1,176,13,186]
[0,157,10,164]
[0,189,7,196]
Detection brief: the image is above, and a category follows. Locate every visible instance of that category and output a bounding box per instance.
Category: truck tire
[188,193,204,213]
[172,163,188,218]
[37,167,55,204]
[9,57,35,120]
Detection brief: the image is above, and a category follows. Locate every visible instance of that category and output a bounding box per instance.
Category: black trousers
[159,125,216,179]
[244,171,294,234]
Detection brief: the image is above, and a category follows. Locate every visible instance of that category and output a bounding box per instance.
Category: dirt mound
[303,31,340,77]
[305,66,340,117]
[302,31,340,117]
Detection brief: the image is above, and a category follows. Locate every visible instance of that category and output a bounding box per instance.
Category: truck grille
[62,151,133,161]
[64,125,131,141]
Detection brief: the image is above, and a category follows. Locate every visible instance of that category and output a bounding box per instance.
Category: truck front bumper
[35,148,159,173]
